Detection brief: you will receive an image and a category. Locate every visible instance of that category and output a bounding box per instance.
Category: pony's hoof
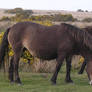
[51,81,56,85]
[10,81,14,85]
[17,83,23,86]
[65,79,74,83]
[15,81,23,86]
[51,80,56,85]
[78,71,83,74]
[89,80,92,85]
[14,80,22,85]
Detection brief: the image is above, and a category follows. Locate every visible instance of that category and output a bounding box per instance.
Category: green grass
[0,72,92,92]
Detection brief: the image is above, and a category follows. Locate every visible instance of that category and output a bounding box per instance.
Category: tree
[77,9,84,12]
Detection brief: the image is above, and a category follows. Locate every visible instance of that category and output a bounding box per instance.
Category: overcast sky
[0,0,92,11]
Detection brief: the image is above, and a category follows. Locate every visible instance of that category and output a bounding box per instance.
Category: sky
[0,0,92,11]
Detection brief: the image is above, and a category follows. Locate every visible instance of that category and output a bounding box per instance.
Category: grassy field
[0,72,92,92]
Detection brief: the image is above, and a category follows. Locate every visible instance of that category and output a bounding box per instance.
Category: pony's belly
[30,49,57,60]
[23,40,57,60]
[36,53,57,60]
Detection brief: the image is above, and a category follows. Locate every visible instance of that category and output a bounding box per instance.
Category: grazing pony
[65,26,92,85]
[0,22,92,85]
[62,26,92,85]
[78,27,92,74]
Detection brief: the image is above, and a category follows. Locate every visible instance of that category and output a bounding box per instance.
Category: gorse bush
[82,18,92,22]
[5,8,23,14]
[53,14,77,22]
[0,16,10,21]
[5,8,33,15]
[2,10,77,22]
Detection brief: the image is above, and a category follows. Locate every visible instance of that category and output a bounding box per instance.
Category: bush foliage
[5,8,33,15]
[82,18,92,22]
[2,9,77,22]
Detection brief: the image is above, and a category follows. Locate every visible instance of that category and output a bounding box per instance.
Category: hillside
[32,10,92,20]
[0,9,15,18]
[0,9,92,20]
[0,8,92,31]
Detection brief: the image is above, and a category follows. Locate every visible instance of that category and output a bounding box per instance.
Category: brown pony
[0,22,92,85]
[65,26,92,85]
[78,27,92,74]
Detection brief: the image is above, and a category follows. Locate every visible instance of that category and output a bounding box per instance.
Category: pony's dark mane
[82,26,92,34]
[61,23,92,50]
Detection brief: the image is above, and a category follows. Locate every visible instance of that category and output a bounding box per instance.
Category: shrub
[0,16,10,21]
[82,18,92,22]
[53,14,77,22]
[77,9,84,12]
[5,8,33,15]
[5,8,23,14]
[6,13,77,22]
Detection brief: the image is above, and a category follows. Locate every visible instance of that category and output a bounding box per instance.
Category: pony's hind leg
[65,56,73,83]
[13,47,23,84]
[78,60,87,74]
[9,56,14,83]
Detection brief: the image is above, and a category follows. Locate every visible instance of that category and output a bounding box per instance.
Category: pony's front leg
[51,54,65,85]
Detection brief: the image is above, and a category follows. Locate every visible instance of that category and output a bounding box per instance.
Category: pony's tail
[0,28,10,68]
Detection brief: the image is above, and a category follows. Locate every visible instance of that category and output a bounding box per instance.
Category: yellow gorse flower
[79,57,84,63]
